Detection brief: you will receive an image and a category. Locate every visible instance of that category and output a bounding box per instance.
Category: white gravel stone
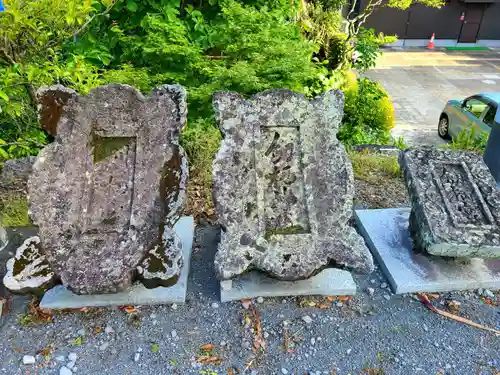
[301,315,313,324]
[60,366,73,375]
[99,342,109,351]
[256,296,264,303]
[171,303,178,310]
[336,302,343,307]
[171,330,178,338]
[347,349,352,355]
[383,294,391,301]
[66,362,75,369]
[22,355,36,365]
[483,289,495,298]
[367,287,375,296]
[211,302,219,309]
[134,353,141,362]
[380,283,388,289]
[281,368,288,374]
[241,300,251,310]
[310,337,316,345]
[67,353,78,362]
[104,326,114,334]
[55,356,65,362]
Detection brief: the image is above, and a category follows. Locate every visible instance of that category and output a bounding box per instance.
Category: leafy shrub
[353,28,397,72]
[446,127,488,154]
[339,77,395,145]
[326,33,348,70]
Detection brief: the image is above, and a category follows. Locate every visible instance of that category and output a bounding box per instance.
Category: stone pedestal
[39,216,194,309]
[219,268,356,302]
[355,208,500,294]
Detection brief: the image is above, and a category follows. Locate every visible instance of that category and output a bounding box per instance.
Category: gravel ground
[0,223,499,375]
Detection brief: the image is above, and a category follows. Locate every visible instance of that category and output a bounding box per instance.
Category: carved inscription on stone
[258,127,310,237]
[212,89,374,281]
[400,147,500,258]
[431,162,494,228]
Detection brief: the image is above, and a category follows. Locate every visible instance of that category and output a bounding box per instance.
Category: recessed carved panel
[258,127,310,237]
[431,162,494,228]
[82,136,137,234]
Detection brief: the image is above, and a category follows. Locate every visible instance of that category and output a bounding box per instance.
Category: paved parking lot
[366,49,500,145]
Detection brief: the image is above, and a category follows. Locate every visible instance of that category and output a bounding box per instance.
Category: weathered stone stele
[400,147,500,258]
[28,84,188,295]
[212,89,374,281]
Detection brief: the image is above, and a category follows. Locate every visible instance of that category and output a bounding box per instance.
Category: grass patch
[180,119,222,217]
[444,46,489,51]
[349,150,401,183]
[0,194,30,227]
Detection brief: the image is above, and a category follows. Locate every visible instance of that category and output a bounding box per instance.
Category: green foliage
[446,127,488,154]
[0,0,107,162]
[339,77,395,145]
[0,195,30,227]
[353,28,396,72]
[180,118,221,185]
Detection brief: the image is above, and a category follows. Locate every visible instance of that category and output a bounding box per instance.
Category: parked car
[438,93,500,139]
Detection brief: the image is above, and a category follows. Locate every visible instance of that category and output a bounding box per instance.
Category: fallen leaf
[480,297,497,306]
[445,300,461,313]
[424,293,440,300]
[417,293,500,335]
[299,300,316,307]
[196,355,222,364]
[152,343,159,353]
[71,337,83,346]
[119,305,137,313]
[318,304,330,309]
[240,299,251,307]
[38,346,52,356]
[93,327,103,334]
[200,344,214,351]
[337,296,352,302]
[326,296,335,302]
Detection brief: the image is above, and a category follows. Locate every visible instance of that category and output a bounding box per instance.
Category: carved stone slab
[29,84,188,294]
[399,147,500,258]
[212,89,374,281]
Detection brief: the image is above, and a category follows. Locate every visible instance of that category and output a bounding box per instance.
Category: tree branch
[72,0,120,40]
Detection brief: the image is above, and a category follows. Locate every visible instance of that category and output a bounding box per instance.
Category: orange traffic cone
[427,33,435,50]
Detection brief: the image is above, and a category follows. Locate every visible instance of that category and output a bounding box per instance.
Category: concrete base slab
[40,217,194,309]
[220,268,356,302]
[355,208,500,294]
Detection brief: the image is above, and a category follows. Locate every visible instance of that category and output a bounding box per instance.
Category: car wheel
[438,116,450,139]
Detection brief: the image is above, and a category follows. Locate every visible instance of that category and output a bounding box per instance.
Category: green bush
[326,33,348,71]
[339,77,395,145]
[353,28,397,72]
[446,127,488,154]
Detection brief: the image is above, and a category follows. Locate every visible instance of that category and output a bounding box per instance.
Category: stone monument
[354,146,500,294]
[212,89,373,300]
[399,147,500,258]
[3,84,194,305]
